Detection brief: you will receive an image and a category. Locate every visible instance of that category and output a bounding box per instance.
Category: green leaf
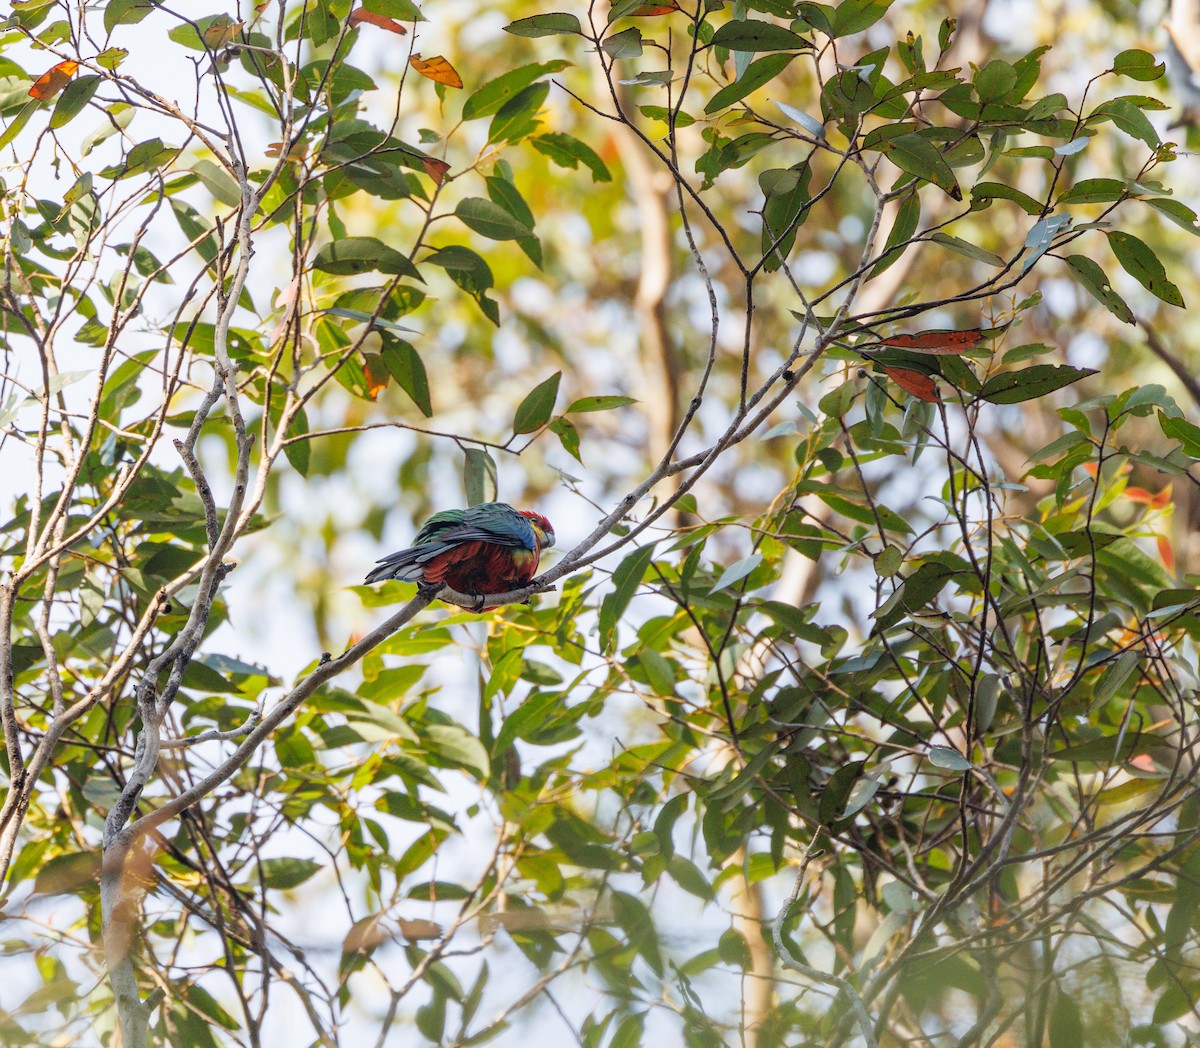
[971,181,1042,215]
[709,19,810,52]
[704,52,796,114]
[973,59,1016,103]
[0,100,38,152]
[1159,413,1200,457]
[711,553,763,593]
[380,337,432,416]
[548,416,581,461]
[567,395,636,413]
[1063,254,1135,324]
[259,858,322,890]
[978,364,1097,405]
[49,74,99,129]
[463,447,498,506]
[1107,230,1185,307]
[601,27,642,58]
[313,237,422,279]
[455,197,533,241]
[33,851,100,895]
[1143,198,1200,237]
[1057,178,1126,205]
[531,133,612,182]
[1112,48,1164,81]
[871,191,920,276]
[487,82,548,144]
[600,543,657,652]
[96,47,128,71]
[424,723,490,778]
[832,0,894,36]
[928,232,1003,267]
[190,158,241,208]
[513,372,561,433]
[104,0,158,33]
[1091,98,1159,148]
[885,133,961,199]
[666,855,713,900]
[928,745,971,771]
[462,61,570,120]
[504,13,582,37]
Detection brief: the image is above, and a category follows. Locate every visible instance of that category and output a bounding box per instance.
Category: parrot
[365,502,555,602]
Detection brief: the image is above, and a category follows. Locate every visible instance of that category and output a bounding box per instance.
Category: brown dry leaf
[396,918,442,941]
[29,60,78,102]
[882,366,940,402]
[343,914,387,954]
[421,156,451,184]
[409,53,463,88]
[871,328,985,354]
[203,17,243,48]
[349,8,407,34]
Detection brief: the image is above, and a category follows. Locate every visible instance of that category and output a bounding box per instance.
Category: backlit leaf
[28,60,77,101]
[410,54,462,88]
[350,8,407,33]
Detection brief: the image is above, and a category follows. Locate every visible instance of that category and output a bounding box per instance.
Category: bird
[365,502,555,604]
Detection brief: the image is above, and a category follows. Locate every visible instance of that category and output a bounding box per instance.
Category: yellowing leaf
[410,53,463,88]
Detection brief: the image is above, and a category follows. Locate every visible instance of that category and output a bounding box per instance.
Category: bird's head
[522,511,555,549]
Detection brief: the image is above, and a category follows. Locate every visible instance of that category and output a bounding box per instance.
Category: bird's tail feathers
[364,543,454,585]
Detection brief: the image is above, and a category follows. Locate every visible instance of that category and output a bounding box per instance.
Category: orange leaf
[1157,534,1175,574]
[421,156,451,184]
[871,328,986,354]
[363,354,388,400]
[1124,484,1172,508]
[349,8,407,34]
[626,2,682,13]
[409,54,463,89]
[29,60,78,102]
[882,366,940,402]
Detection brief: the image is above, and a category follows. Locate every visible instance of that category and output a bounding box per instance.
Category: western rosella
[365,502,555,601]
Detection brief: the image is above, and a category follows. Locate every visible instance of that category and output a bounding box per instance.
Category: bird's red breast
[421,539,542,594]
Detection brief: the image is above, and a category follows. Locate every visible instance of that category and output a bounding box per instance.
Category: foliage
[2,1,1200,1046]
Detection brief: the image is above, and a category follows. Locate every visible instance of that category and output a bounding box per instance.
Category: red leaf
[872,328,986,354]
[882,366,940,402]
[29,60,78,102]
[421,156,451,184]
[410,53,463,88]
[1157,534,1175,574]
[349,8,407,34]
[1125,483,1172,508]
[626,2,682,12]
